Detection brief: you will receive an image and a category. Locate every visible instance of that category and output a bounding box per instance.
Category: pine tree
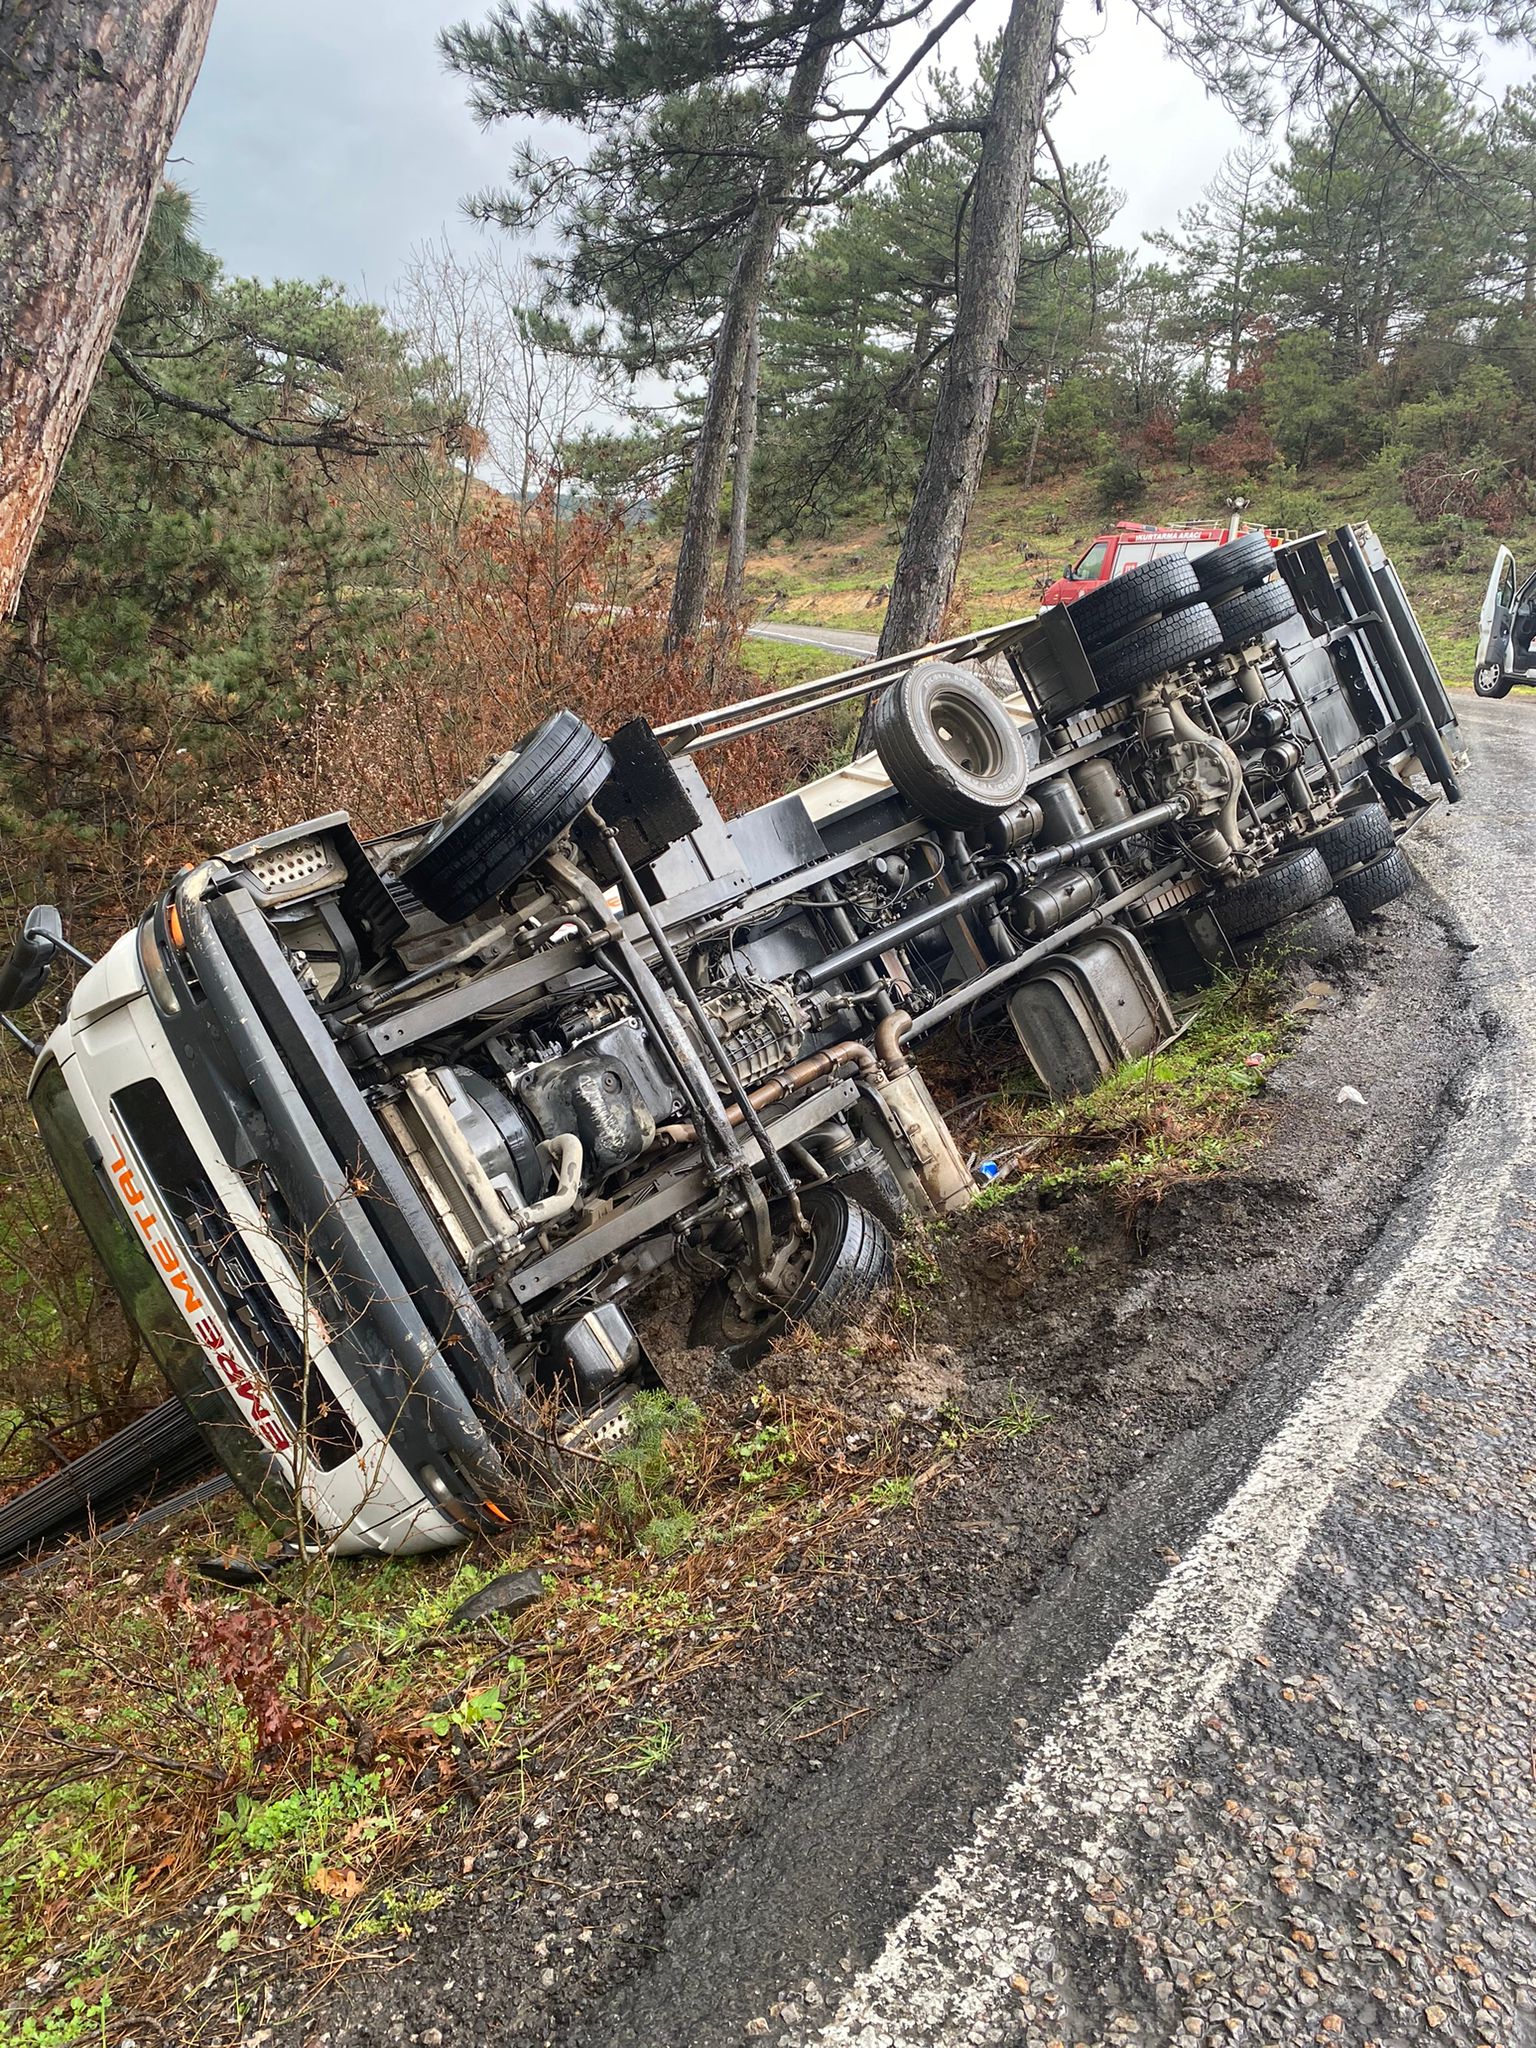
[1146,143,1273,384]
[442,0,998,646]
[1,192,451,938]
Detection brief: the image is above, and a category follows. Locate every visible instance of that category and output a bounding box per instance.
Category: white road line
[819,827,1524,2047]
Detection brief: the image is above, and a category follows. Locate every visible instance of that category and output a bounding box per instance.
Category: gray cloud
[172,0,534,299]
[168,0,1528,311]
[170,0,1254,303]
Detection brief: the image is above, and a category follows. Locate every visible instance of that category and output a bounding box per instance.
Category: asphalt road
[748,622,880,657]
[575,695,1536,2048]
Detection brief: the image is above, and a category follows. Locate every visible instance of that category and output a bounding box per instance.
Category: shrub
[1093,451,1148,515]
[220,497,827,840]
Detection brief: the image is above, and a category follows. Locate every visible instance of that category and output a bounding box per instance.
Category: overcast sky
[171,0,1253,302]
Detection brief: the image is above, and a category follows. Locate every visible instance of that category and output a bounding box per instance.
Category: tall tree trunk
[1226,209,1248,382]
[665,1,841,651]
[722,317,760,614]
[874,0,1065,665]
[1020,286,1069,490]
[0,0,217,613]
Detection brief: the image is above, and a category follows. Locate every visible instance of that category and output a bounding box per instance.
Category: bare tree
[0,0,217,612]
[394,237,609,519]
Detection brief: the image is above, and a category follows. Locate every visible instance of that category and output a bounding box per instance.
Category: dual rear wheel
[1215,800,1415,957]
[1063,539,1300,695]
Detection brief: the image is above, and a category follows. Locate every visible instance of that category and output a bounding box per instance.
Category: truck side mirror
[0,905,63,1012]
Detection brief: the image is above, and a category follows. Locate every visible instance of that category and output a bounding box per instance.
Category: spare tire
[1093,603,1226,692]
[869,661,1032,827]
[1213,580,1297,651]
[1065,556,1201,653]
[1335,844,1415,924]
[1194,532,1275,603]
[1213,846,1333,942]
[1306,801,1394,876]
[691,1185,895,1369]
[402,711,612,922]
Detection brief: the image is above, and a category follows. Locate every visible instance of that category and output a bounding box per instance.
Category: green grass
[972,970,1289,1213]
[736,637,843,689]
[0,1389,937,2042]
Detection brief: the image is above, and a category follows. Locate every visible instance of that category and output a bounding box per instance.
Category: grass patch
[969,970,1290,1219]
[736,638,844,689]
[0,1390,938,2044]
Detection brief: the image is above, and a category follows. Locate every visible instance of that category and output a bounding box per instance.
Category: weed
[424,1686,510,1744]
[602,1391,703,1552]
[989,1394,1047,1441]
[0,1991,112,2048]
[967,972,1290,1220]
[899,1234,944,1288]
[0,1385,931,2035]
[866,1475,916,1512]
[730,1415,796,1486]
[216,1768,392,1858]
[602,1715,679,1775]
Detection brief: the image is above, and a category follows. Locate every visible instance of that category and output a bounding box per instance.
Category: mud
[289,881,1482,2048]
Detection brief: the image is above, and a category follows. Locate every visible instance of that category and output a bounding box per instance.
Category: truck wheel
[1335,845,1415,924]
[1213,579,1296,650]
[401,710,612,922]
[1065,556,1201,653]
[1213,847,1332,942]
[691,1185,894,1369]
[1193,532,1275,603]
[1306,801,1393,875]
[1093,603,1226,692]
[1474,665,1513,699]
[1238,892,1357,967]
[869,661,1032,827]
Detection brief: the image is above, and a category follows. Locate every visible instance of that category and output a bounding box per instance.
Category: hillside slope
[738,462,1534,687]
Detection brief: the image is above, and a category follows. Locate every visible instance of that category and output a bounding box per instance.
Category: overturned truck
[1,528,1460,1556]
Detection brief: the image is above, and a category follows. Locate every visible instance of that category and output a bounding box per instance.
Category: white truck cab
[1475,544,1536,697]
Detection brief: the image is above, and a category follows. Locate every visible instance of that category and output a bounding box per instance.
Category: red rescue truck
[1042,520,1272,609]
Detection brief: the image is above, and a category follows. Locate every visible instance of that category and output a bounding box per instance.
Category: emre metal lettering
[107,1142,293,1455]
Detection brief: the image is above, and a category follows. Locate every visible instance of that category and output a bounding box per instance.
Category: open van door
[1475,545,1517,697]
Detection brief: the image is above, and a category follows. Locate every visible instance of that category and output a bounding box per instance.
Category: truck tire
[1213,846,1332,942]
[1213,579,1297,650]
[869,661,1032,827]
[691,1185,894,1368]
[1238,892,1357,967]
[401,711,612,922]
[1064,556,1201,652]
[1474,665,1513,699]
[1093,602,1226,692]
[1306,801,1394,876]
[1193,532,1275,603]
[1335,844,1415,924]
